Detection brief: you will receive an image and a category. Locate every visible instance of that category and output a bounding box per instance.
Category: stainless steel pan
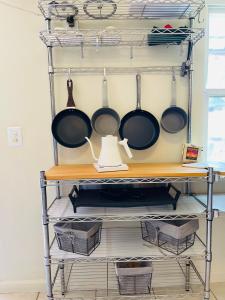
[91,75,120,135]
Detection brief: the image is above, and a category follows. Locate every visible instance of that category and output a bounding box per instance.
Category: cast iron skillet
[119,74,160,150]
[160,69,188,134]
[52,79,92,148]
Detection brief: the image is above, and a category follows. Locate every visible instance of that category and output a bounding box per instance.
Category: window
[207,7,225,162]
[208,96,225,161]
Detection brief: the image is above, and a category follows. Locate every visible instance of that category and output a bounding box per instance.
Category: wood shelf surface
[44,163,208,180]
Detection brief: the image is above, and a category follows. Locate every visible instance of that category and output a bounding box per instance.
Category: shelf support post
[47,18,60,199]
[204,167,215,300]
[40,171,53,300]
[185,17,194,195]
[185,258,191,291]
[187,17,194,145]
[59,260,66,295]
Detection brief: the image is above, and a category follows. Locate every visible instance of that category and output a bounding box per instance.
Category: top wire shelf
[38,0,205,21]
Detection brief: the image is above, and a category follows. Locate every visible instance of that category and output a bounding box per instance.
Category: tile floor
[0,283,225,300]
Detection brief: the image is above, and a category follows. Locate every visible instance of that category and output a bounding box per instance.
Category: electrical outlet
[7,127,23,147]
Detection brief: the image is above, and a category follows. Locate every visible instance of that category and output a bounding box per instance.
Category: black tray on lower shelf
[69,184,181,213]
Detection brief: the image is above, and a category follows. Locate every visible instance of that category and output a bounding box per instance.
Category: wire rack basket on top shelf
[40,27,204,48]
[38,0,205,20]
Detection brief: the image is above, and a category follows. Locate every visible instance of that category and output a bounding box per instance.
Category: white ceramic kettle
[85,135,133,168]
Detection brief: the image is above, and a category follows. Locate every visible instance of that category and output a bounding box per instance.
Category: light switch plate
[7,127,23,147]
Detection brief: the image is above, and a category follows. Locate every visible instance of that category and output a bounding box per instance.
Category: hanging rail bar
[53,66,182,75]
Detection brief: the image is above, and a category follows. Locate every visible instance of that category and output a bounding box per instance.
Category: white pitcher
[85,135,133,168]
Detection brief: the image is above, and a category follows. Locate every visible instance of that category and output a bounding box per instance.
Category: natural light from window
[207,12,225,89]
[208,97,225,162]
[207,9,225,162]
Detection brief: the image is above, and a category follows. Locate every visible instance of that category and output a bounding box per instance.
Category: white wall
[0,0,225,292]
[0,0,52,292]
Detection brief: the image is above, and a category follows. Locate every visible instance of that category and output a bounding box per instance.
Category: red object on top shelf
[164,24,173,28]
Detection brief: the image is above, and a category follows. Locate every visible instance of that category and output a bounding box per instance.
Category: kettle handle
[119,139,133,159]
[85,137,98,161]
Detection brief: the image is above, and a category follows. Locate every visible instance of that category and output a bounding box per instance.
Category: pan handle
[67,79,76,107]
[102,76,109,108]
[136,74,141,110]
[171,68,177,107]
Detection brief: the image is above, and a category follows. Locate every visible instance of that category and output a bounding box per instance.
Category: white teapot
[85,135,133,171]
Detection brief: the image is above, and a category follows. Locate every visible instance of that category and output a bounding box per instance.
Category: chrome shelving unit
[38,0,205,20]
[38,0,213,299]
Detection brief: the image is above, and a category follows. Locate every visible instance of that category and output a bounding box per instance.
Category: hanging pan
[160,69,188,134]
[119,74,160,150]
[91,73,120,135]
[52,79,92,148]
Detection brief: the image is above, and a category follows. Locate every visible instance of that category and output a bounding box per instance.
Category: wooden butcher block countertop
[45,163,208,181]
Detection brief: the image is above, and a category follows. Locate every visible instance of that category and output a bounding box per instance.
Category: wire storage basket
[147,26,190,46]
[141,219,199,255]
[54,222,102,256]
[115,262,153,295]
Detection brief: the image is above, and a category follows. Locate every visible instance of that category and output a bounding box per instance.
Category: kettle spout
[85,137,98,161]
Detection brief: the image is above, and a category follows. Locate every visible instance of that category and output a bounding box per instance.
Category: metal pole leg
[204,167,215,300]
[59,260,66,295]
[40,171,53,300]
[185,258,191,291]
[47,19,60,199]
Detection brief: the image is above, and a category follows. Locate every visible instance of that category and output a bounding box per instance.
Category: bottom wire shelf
[51,260,210,300]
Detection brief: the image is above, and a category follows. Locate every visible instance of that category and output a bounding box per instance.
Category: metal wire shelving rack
[50,226,206,263]
[47,194,207,223]
[50,260,220,300]
[40,27,204,48]
[37,0,218,299]
[38,0,205,21]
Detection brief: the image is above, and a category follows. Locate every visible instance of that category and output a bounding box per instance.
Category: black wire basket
[148,26,190,46]
[141,219,199,255]
[116,262,153,295]
[54,222,102,256]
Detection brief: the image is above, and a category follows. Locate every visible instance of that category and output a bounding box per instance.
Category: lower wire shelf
[48,195,206,223]
[51,260,207,300]
[50,226,206,263]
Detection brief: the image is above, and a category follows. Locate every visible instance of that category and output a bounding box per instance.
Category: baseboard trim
[0,280,45,293]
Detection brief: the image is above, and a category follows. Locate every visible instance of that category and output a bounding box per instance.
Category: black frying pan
[52,79,92,148]
[119,74,160,150]
[161,69,188,134]
[91,76,120,135]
